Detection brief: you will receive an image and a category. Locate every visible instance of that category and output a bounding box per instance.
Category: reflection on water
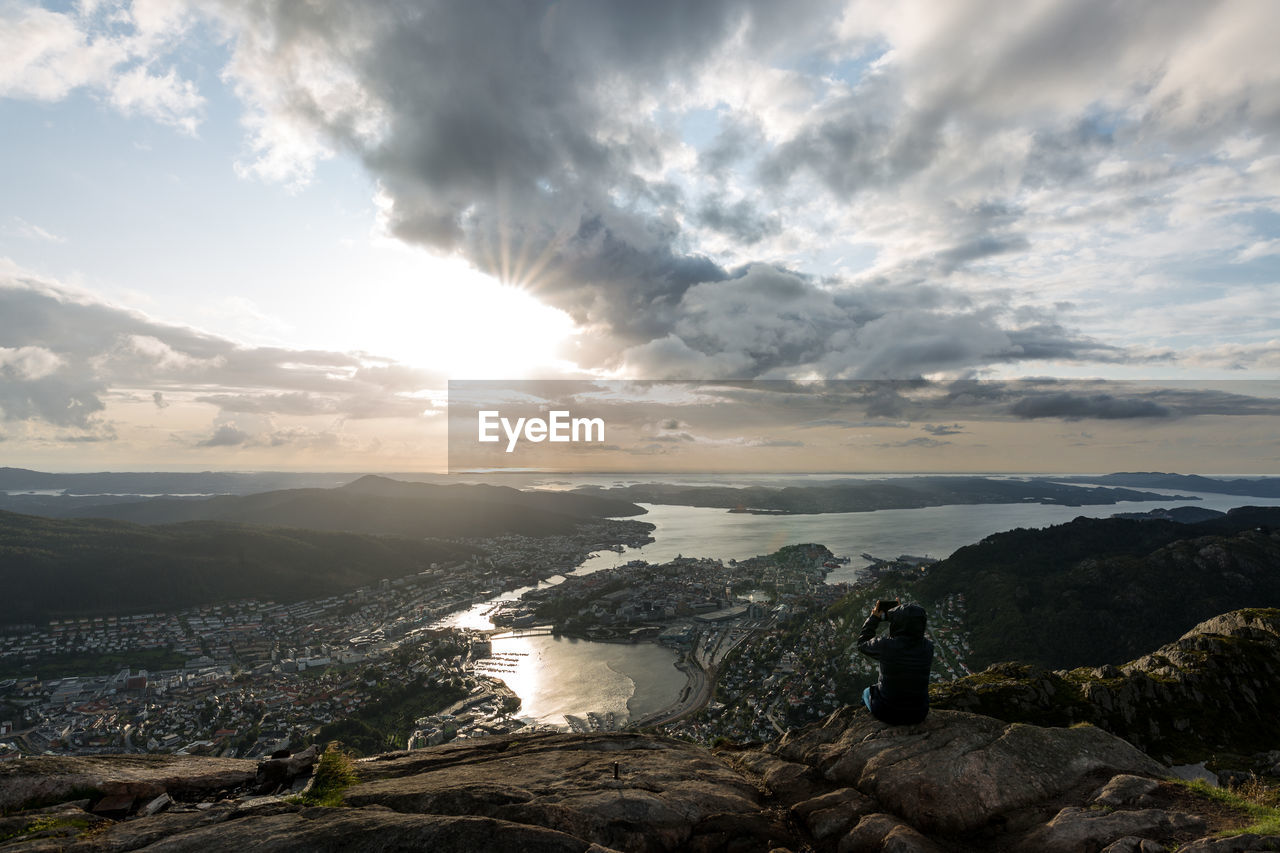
[482,635,684,727]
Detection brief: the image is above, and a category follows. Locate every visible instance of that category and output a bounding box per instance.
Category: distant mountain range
[572,476,1195,513]
[1058,471,1280,497]
[0,467,372,495]
[28,475,647,539]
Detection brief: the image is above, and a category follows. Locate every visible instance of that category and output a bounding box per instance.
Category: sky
[1,0,1279,472]
[445,379,1280,474]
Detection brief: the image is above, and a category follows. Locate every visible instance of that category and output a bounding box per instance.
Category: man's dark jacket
[857,603,933,725]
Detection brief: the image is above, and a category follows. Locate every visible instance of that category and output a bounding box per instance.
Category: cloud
[108,65,205,134]
[197,424,251,447]
[207,0,1206,379]
[696,195,782,245]
[747,437,804,447]
[922,423,965,435]
[7,217,65,243]
[876,436,950,448]
[0,1,204,132]
[1010,392,1172,420]
[0,268,446,438]
[11,0,1280,386]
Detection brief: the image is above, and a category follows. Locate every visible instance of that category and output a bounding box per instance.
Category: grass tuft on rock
[296,742,359,808]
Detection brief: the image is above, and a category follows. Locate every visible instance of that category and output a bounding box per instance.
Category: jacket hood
[887,603,927,639]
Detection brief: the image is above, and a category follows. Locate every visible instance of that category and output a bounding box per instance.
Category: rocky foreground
[3,612,1280,852]
[931,608,1280,764]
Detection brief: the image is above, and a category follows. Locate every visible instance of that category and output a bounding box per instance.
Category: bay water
[445,484,1280,727]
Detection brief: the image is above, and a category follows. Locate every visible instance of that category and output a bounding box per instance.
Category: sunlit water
[439,483,1280,726]
[481,635,686,727]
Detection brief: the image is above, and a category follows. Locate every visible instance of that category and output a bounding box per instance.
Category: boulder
[790,788,877,840]
[256,745,319,794]
[1093,774,1161,807]
[837,813,917,853]
[777,709,1165,834]
[1017,806,1206,853]
[140,792,174,817]
[730,750,826,805]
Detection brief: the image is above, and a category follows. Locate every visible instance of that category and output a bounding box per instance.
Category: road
[629,618,771,728]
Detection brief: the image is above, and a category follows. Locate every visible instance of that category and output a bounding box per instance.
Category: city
[0,535,973,760]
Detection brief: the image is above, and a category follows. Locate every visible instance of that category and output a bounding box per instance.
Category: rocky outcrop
[0,753,256,812]
[931,608,1280,763]
[3,712,1275,852]
[344,732,769,853]
[765,708,1164,834]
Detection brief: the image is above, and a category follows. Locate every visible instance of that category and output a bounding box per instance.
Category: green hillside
[914,507,1280,668]
[0,510,482,627]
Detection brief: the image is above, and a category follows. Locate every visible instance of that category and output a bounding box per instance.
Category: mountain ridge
[914,506,1280,669]
[51,475,648,538]
[0,509,484,627]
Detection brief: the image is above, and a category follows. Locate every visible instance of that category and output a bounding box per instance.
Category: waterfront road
[630,618,771,728]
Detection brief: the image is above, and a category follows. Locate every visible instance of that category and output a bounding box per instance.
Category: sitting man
[856,599,933,725]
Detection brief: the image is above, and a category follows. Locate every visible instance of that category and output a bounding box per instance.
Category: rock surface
[1019,806,1206,853]
[2,712,1275,853]
[0,753,256,811]
[345,732,769,853]
[771,708,1164,834]
[931,609,1280,763]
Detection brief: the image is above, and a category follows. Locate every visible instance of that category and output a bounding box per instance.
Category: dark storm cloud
[755,77,936,197]
[999,325,1130,363]
[932,235,1030,275]
[1010,393,1172,420]
[1137,387,1280,417]
[696,195,782,245]
[0,276,446,434]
